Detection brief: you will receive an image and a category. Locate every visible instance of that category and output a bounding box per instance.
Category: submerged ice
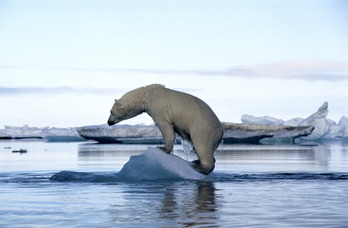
[51,147,206,182]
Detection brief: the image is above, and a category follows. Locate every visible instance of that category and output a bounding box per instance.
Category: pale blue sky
[0,0,347,127]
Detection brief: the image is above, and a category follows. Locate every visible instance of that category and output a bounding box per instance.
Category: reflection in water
[216,144,317,160]
[77,143,148,170]
[160,181,218,227]
[314,144,330,167]
[78,143,147,157]
[108,181,219,227]
[195,182,217,213]
[214,143,340,172]
[76,142,347,173]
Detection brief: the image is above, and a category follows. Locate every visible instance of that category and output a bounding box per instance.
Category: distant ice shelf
[1,102,347,144]
[241,102,348,142]
[0,125,86,142]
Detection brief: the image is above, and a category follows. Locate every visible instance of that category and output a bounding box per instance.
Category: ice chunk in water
[50,147,206,182]
[118,147,206,181]
[297,101,331,141]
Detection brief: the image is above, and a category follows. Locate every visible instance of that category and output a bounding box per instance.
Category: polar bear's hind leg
[191,144,216,175]
[190,128,223,175]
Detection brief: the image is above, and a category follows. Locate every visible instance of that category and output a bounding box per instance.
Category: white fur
[108,84,224,175]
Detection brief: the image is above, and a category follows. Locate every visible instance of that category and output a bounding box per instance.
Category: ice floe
[1,101,347,143]
[117,147,206,181]
[240,102,348,142]
[0,124,85,142]
[51,147,206,181]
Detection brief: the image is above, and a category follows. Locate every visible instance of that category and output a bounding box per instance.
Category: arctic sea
[1,140,348,227]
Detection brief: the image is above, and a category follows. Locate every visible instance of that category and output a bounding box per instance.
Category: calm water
[1,140,348,227]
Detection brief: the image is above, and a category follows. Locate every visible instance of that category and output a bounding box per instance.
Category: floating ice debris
[297,102,331,141]
[51,147,206,182]
[118,147,206,181]
[12,149,27,154]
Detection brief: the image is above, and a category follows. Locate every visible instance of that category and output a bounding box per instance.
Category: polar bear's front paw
[191,160,201,170]
[191,160,206,175]
[157,146,171,154]
[191,160,213,175]
[191,160,200,165]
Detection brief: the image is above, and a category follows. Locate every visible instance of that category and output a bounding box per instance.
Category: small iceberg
[51,147,206,182]
[117,147,206,181]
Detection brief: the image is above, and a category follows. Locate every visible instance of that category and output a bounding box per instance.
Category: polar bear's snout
[107,119,114,126]
[107,114,117,126]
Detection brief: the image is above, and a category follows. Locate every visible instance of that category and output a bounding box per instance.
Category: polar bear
[107,84,224,175]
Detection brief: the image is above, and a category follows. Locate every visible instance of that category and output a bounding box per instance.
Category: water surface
[1,140,348,227]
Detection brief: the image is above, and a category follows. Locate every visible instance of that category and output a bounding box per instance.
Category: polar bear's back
[146,86,222,132]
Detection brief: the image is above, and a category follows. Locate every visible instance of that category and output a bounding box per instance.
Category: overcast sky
[0,0,347,127]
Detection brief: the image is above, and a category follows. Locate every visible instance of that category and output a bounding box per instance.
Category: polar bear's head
[107,98,144,126]
[107,85,159,126]
[107,100,123,126]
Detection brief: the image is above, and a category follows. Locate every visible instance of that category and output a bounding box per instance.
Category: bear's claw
[191,160,213,175]
[191,160,204,174]
[156,146,171,154]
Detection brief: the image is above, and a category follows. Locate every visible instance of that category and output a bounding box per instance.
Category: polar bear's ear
[114,99,121,106]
